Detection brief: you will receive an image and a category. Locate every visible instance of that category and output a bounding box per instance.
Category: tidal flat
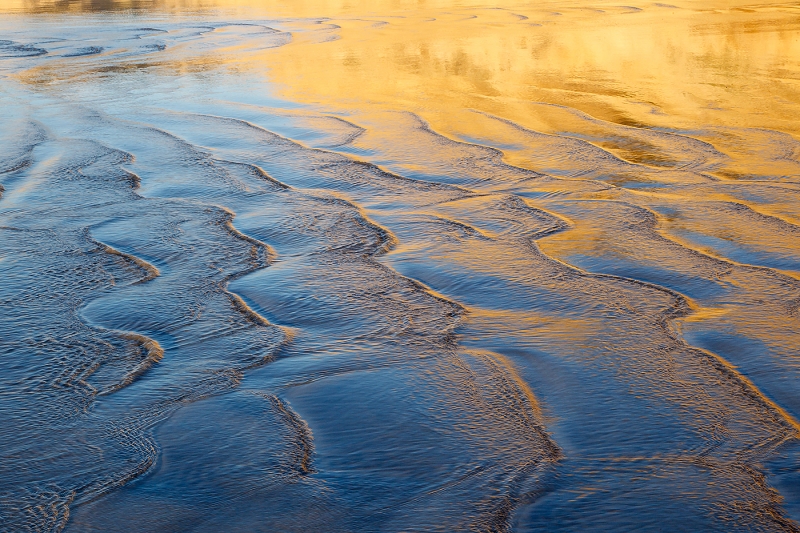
[1,0,800,531]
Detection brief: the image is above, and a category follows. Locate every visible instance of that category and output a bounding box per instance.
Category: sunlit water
[1,0,800,531]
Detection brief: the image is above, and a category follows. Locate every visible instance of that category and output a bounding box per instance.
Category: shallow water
[1,1,799,531]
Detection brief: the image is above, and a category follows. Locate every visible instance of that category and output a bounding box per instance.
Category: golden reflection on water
[9,0,800,134]
[258,1,800,136]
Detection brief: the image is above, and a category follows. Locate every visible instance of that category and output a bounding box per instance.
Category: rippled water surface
[1,0,800,531]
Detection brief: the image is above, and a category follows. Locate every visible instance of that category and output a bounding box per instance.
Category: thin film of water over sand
[1,1,800,532]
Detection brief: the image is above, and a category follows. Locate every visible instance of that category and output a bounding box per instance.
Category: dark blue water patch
[142,43,166,52]
[0,39,47,58]
[229,259,425,340]
[556,252,729,300]
[326,144,379,158]
[226,275,285,328]
[386,254,608,319]
[673,228,800,272]
[388,259,535,307]
[648,204,680,218]
[86,240,172,276]
[719,184,800,205]
[64,46,103,57]
[764,440,800,527]
[682,327,800,422]
[79,296,181,351]
[90,226,172,276]
[513,456,724,532]
[66,389,330,533]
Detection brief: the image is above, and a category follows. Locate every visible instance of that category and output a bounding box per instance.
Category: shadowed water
[1,1,799,531]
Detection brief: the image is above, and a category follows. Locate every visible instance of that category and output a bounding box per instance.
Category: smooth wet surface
[1,1,799,531]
